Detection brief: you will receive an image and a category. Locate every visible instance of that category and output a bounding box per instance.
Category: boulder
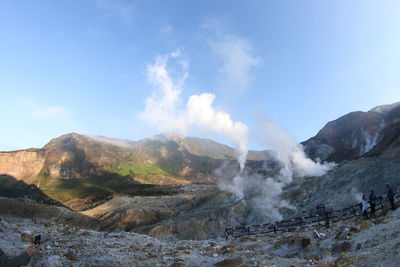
[331,242,352,253]
[214,257,243,267]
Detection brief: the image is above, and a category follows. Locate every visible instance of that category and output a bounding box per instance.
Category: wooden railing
[225,192,400,238]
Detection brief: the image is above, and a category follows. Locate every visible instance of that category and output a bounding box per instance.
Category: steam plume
[139,52,248,170]
[218,118,334,221]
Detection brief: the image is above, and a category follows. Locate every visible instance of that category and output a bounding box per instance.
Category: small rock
[222,245,235,253]
[335,227,350,240]
[20,232,34,242]
[359,221,373,230]
[214,257,243,267]
[301,238,312,249]
[256,250,266,255]
[349,225,360,233]
[81,231,91,236]
[331,242,352,253]
[146,243,156,247]
[65,251,79,261]
[130,246,140,252]
[335,256,355,266]
[306,255,320,261]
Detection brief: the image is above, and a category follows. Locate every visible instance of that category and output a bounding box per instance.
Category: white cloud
[96,0,134,21]
[210,34,259,93]
[139,52,188,134]
[20,97,82,131]
[161,25,173,34]
[21,97,70,119]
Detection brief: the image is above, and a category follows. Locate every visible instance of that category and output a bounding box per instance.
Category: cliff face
[302,102,400,162]
[0,133,270,189]
[0,151,45,182]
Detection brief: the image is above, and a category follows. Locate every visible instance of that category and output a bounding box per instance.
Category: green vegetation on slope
[39,174,181,203]
[115,163,177,178]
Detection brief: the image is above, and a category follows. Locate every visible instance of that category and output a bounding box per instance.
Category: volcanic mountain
[0,133,270,203]
[1,101,400,241]
[302,101,400,162]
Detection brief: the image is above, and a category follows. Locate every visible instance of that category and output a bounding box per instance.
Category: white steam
[218,118,334,221]
[139,52,248,170]
[140,51,333,222]
[258,119,333,182]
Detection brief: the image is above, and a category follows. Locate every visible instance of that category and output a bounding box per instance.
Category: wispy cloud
[96,0,134,21]
[20,97,82,131]
[203,19,259,94]
[161,25,173,35]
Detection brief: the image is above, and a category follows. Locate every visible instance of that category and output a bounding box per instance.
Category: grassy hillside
[0,133,269,203]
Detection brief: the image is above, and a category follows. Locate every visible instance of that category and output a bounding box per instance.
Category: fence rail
[225,192,400,238]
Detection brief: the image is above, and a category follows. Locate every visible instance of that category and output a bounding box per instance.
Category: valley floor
[1,208,400,267]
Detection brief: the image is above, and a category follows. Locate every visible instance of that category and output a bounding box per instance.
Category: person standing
[361,195,369,219]
[0,245,40,267]
[369,190,377,216]
[386,183,396,210]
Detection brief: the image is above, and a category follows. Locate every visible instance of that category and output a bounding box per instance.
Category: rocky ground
[1,207,400,267]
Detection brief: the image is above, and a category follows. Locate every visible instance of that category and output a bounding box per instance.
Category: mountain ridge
[302,101,400,162]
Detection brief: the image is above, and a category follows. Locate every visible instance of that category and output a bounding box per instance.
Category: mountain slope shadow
[0,174,60,204]
[0,174,100,229]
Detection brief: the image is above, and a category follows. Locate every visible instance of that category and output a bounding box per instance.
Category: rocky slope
[1,101,400,244]
[0,133,270,186]
[285,116,400,217]
[302,101,400,162]
[1,207,400,266]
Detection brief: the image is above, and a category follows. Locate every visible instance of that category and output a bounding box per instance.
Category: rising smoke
[140,51,333,222]
[218,119,334,221]
[139,51,248,171]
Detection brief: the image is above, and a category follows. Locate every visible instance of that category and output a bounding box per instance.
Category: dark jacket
[369,192,377,204]
[387,186,395,199]
[0,249,31,267]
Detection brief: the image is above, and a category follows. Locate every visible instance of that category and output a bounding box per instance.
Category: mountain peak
[369,101,400,115]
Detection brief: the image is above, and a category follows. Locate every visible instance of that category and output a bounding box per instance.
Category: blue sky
[1,0,400,151]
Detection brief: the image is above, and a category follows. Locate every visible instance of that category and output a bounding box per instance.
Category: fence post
[273,223,277,234]
[325,211,330,228]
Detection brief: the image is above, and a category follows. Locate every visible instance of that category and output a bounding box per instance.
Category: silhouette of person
[386,183,396,210]
[361,195,369,219]
[369,190,377,216]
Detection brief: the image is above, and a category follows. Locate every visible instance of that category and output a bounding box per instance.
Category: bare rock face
[303,101,400,163]
[302,111,384,162]
[0,151,45,182]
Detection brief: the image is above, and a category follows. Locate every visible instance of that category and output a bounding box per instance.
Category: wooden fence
[225,192,400,238]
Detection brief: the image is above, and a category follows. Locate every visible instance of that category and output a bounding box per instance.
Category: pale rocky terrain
[1,207,400,267]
